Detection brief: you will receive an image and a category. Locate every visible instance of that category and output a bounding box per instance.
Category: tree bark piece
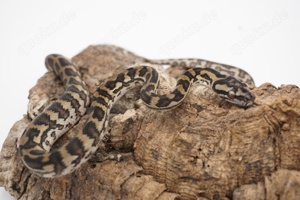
[0,45,299,200]
[233,169,300,200]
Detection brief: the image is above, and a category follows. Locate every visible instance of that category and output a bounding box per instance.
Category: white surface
[0,0,299,199]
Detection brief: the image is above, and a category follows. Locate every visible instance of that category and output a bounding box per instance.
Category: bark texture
[0,45,299,200]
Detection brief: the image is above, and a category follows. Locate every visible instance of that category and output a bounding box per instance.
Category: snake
[18,54,255,178]
[145,58,255,86]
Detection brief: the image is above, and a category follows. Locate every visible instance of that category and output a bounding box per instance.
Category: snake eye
[228,91,235,99]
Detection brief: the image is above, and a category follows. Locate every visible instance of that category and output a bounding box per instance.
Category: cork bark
[0,45,299,200]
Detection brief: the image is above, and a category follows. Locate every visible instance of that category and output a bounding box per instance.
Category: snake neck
[139,68,225,110]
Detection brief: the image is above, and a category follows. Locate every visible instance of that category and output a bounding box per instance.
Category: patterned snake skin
[18,52,255,177]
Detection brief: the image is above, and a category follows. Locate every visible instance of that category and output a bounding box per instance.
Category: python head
[212,76,255,107]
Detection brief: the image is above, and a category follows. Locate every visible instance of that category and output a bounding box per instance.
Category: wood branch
[0,45,299,200]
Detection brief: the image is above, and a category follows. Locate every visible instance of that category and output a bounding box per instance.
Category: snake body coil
[18,54,255,177]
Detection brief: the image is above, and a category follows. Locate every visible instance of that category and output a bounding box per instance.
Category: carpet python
[18,54,255,177]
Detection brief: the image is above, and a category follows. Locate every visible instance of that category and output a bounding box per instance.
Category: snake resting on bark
[18,52,255,178]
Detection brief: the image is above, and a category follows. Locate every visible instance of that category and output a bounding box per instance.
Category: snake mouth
[243,101,254,107]
[242,97,256,108]
[239,91,256,108]
[224,95,255,108]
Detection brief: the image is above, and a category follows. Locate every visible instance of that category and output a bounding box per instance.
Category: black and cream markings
[148,58,255,86]
[18,54,255,177]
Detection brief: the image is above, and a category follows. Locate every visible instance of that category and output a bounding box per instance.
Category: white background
[0,0,299,199]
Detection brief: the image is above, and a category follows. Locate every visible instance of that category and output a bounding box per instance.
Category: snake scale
[18,52,255,178]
